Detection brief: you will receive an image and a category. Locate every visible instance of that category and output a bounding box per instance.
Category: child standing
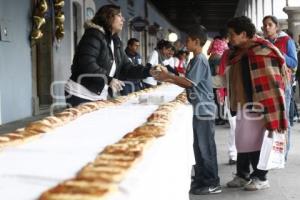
[152,25,221,195]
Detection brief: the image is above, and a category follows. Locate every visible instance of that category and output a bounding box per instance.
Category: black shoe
[215,119,226,125]
[190,179,203,191]
[229,159,237,165]
[190,185,222,195]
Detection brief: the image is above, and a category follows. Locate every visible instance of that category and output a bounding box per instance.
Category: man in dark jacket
[120,38,144,95]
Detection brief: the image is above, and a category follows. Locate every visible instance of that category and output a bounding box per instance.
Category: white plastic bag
[257,131,286,170]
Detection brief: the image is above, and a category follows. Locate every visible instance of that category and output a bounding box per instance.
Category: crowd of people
[64,4,299,196]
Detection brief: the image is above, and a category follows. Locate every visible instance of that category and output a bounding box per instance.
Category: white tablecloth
[0,85,194,200]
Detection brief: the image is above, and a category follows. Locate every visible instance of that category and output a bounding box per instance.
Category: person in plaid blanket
[224,16,288,191]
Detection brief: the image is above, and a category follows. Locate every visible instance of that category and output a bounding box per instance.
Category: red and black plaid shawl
[229,37,288,132]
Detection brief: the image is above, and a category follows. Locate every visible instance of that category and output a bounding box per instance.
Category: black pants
[65,91,91,107]
[213,88,223,121]
[142,82,154,89]
[236,151,268,181]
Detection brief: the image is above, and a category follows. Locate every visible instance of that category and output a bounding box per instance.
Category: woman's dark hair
[263,15,279,26]
[186,25,208,47]
[156,40,172,50]
[214,35,222,40]
[92,4,121,33]
[227,16,256,38]
[219,28,228,39]
[175,50,187,57]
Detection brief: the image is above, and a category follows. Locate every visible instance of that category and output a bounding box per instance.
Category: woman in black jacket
[65,4,152,106]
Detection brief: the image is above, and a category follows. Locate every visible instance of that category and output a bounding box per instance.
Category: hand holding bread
[150,64,169,82]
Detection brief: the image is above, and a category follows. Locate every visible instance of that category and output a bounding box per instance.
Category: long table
[0,85,194,200]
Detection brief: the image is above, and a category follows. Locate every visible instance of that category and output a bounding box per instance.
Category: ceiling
[149,0,239,33]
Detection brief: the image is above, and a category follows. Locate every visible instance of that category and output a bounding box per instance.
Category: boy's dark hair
[127,38,139,46]
[92,4,121,33]
[227,16,256,38]
[156,40,173,50]
[186,25,208,47]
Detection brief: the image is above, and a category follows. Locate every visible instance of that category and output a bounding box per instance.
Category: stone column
[279,19,288,31]
[283,6,300,41]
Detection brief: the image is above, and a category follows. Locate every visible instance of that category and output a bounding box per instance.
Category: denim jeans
[192,116,220,187]
[285,85,292,160]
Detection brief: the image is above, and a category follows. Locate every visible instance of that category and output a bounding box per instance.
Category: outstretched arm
[151,67,193,88]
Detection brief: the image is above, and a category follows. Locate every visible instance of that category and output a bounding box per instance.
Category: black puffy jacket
[70,21,150,95]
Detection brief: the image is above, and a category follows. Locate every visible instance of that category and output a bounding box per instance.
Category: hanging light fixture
[168,32,178,42]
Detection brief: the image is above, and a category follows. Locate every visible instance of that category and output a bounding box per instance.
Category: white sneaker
[244,178,270,191]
